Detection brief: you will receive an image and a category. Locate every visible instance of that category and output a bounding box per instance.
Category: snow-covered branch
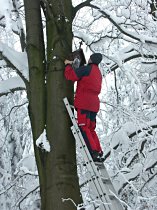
[106,47,157,72]
[89,3,157,45]
[118,163,142,194]
[129,125,157,138]
[0,77,26,97]
[0,42,29,81]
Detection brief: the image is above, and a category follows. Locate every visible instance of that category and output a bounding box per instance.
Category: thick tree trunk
[24,0,82,209]
[24,0,47,206]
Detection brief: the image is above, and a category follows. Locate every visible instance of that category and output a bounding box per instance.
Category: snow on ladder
[63,97,124,210]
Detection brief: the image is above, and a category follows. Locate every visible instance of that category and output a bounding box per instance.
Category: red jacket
[64,63,102,112]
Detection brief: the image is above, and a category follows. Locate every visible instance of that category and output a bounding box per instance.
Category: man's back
[74,64,102,112]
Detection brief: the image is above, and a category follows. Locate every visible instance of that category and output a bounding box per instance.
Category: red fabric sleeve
[64,65,79,82]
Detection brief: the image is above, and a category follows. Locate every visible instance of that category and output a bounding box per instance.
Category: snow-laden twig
[0,101,28,122]
[109,189,132,210]
[0,173,38,196]
[16,184,39,210]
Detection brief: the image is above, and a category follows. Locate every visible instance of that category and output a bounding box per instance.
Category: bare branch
[73,0,93,18]
[113,70,119,104]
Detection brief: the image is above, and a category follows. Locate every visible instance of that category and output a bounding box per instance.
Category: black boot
[91,151,105,162]
[99,151,104,157]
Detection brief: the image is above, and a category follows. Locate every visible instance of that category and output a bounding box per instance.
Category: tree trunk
[24,0,82,209]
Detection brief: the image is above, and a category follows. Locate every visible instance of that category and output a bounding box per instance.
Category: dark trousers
[77,109,102,155]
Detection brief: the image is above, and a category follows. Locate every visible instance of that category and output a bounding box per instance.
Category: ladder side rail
[64,97,124,210]
[97,165,125,210]
[63,97,79,128]
[64,98,112,209]
[63,98,105,174]
[71,123,113,197]
[71,126,112,200]
[64,98,106,179]
[81,169,110,210]
[71,126,111,210]
[73,125,125,210]
[72,127,124,210]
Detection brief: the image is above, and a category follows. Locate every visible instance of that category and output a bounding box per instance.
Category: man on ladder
[64,53,104,162]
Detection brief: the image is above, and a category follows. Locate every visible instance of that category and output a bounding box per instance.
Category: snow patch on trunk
[36,129,51,152]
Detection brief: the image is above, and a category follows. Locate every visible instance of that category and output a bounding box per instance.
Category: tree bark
[24,0,82,209]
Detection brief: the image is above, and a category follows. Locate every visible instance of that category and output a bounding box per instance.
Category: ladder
[63,97,124,210]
